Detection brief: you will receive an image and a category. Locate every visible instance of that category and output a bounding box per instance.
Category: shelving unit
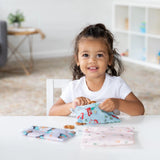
[113,1,160,69]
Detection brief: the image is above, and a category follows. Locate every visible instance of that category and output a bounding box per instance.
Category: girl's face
[76,37,112,80]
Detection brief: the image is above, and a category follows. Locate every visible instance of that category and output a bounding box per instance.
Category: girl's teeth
[90,67,96,69]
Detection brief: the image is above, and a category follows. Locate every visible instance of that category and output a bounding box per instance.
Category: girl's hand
[99,98,119,112]
[72,97,91,108]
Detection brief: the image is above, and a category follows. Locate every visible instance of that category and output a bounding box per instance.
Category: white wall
[0,0,113,59]
[0,0,159,59]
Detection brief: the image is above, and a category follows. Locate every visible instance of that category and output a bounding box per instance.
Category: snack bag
[22,126,76,142]
[73,103,120,124]
[82,126,135,147]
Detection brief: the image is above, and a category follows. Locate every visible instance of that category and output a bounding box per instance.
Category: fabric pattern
[82,126,135,147]
[22,126,76,141]
[73,103,120,124]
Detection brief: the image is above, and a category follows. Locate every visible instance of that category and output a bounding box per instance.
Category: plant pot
[13,22,21,28]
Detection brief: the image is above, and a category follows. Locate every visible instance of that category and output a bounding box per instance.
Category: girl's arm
[99,92,145,116]
[49,98,72,116]
[49,97,91,116]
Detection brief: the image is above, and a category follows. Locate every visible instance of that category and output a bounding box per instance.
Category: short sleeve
[118,78,132,99]
[60,81,73,103]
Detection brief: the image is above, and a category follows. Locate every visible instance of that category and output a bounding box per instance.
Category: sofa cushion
[0,20,8,67]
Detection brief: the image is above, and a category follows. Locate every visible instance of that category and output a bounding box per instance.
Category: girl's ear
[108,54,113,66]
[108,61,112,66]
[77,62,80,66]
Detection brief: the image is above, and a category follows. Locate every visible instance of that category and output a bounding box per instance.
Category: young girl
[49,23,144,116]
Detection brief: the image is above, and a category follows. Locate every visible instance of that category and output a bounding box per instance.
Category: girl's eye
[97,54,103,57]
[82,53,89,57]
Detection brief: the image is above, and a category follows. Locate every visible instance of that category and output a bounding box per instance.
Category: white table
[0,115,160,160]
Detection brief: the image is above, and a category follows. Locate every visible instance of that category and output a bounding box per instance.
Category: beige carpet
[0,56,160,116]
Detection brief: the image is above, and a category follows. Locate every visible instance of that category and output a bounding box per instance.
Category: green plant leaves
[8,10,25,24]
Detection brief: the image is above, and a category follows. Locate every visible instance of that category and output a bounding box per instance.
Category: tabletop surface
[8,27,38,35]
[0,115,160,160]
[7,27,45,39]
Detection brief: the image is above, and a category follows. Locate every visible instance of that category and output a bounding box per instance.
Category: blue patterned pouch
[73,103,120,124]
[22,126,76,141]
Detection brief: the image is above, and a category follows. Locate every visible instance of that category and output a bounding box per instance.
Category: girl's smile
[87,66,98,72]
[76,37,111,80]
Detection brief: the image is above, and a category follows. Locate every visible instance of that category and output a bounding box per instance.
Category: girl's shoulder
[105,74,125,84]
[69,76,85,88]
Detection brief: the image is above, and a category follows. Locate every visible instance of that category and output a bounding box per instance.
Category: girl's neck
[85,75,105,92]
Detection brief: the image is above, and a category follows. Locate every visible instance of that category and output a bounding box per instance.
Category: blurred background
[0,0,114,58]
[0,0,160,115]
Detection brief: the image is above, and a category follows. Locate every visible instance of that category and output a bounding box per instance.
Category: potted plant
[8,10,25,28]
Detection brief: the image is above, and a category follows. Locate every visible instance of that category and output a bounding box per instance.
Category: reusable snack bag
[22,126,76,141]
[82,126,135,147]
[73,103,120,124]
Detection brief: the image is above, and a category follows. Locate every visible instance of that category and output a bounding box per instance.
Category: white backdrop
[0,0,159,59]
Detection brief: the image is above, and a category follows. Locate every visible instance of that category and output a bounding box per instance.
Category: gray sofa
[0,20,8,67]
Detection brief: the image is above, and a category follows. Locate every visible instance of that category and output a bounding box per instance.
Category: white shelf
[113,1,160,69]
[115,30,146,37]
[148,8,160,35]
[115,5,128,30]
[114,32,128,54]
[147,34,160,39]
[114,29,129,34]
[130,7,146,33]
[130,31,145,37]
[130,35,145,61]
[122,56,160,70]
[147,37,160,63]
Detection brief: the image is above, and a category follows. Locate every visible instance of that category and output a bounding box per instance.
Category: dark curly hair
[71,23,124,80]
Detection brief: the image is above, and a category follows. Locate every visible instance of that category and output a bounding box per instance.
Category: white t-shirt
[61,74,131,104]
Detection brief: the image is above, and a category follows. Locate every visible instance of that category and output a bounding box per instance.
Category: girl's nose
[89,56,96,63]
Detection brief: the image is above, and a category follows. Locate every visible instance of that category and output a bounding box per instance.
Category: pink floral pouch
[81,126,135,147]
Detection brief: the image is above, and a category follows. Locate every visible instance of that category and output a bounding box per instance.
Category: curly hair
[71,23,124,80]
